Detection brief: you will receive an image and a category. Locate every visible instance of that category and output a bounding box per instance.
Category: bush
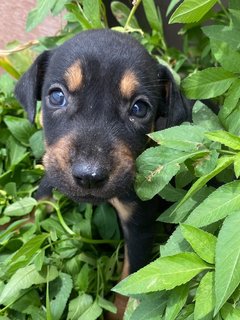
[1,0,240,319]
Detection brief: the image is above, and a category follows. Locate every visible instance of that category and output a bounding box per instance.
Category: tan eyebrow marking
[119,70,139,98]
[64,60,83,92]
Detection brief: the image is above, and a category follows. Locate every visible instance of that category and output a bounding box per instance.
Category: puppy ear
[155,65,191,130]
[15,51,51,123]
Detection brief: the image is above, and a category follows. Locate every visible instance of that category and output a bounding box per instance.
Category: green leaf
[11,289,41,313]
[175,168,195,189]
[29,130,45,159]
[220,303,240,319]
[169,0,218,24]
[182,67,236,99]
[192,101,223,131]
[111,1,139,28]
[221,103,240,136]
[93,203,119,239]
[181,224,217,264]
[142,0,163,33]
[51,0,68,15]
[0,73,15,95]
[167,0,182,16]
[159,183,186,203]
[0,265,58,305]
[76,264,90,292]
[82,0,102,28]
[194,272,215,320]
[124,298,139,320]
[113,253,211,295]
[65,3,91,29]
[67,294,101,320]
[97,296,116,314]
[215,211,240,314]
[160,227,192,257]
[0,218,28,242]
[203,25,240,50]
[5,182,17,197]
[210,40,240,73]
[26,0,57,31]
[175,156,235,211]
[230,8,240,27]
[185,181,240,227]
[7,136,28,168]
[46,269,52,320]
[4,197,37,216]
[234,153,240,178]
[149,124,206,152]
[193,150,219,177]
[67,294,93,320]
[205,130,240,150]
[6,234,49,275]
[177,305,194,319]
[0,216,10,226]
[130,292,167,320]
[27,306,46,320]
[159,186,214,224]
[4,116,36,146]
[165,284,189,320]
[50,273,73,320]
[34,249,45,271]
[0,57,21,79]
[135,146,208,200]
[219,79,240,121]
[78,301,102,320]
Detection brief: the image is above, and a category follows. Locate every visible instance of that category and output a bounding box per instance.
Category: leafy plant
[1,0,240,319]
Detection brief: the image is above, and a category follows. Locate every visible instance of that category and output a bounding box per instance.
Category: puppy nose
[72,162,108,188]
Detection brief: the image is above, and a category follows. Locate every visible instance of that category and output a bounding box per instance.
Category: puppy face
[15,30,189,203]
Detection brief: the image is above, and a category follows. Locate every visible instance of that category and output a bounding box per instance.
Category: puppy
[15,29,190,319]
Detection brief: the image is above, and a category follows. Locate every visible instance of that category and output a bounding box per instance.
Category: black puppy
[15,29,189,318]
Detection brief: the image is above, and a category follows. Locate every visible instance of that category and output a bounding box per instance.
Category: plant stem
[42,230,122,249]
[124,0,142,30]
[46,266,52,320]
[217,0,230,20]
[38,200,75,236]
[218,150,237,156]
[39,201,122,244]
[75,236,122,245]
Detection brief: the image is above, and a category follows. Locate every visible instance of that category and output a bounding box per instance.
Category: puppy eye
[129,100,149,118]
[49,89,67,107]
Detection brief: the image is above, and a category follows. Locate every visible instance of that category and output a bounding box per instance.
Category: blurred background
[0,0,183,50]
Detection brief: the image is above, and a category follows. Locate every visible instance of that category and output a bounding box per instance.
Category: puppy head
[15,29,190,203]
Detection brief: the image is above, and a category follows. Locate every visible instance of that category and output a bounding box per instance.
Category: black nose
[72,162,108,188]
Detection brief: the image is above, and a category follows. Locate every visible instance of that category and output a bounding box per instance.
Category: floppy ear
[15,51,51,123]
[155,65,191,130]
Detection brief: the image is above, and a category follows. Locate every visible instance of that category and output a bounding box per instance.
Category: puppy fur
[15,29,190,319]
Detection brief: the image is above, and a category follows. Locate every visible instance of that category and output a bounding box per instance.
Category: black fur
[15,29,190,275]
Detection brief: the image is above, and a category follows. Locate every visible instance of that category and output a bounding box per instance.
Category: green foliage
[194,272,215,319]
[182,67,237,99]
[169,0,218,23]
[215,211,240,314]
[114,252,211,295]
[1,0,240,319]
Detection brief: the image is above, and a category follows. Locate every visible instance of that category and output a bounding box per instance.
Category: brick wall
[0,0,63,48]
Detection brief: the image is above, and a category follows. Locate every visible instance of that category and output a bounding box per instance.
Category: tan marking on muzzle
[119,70,139,99]
[109,142,135,189]
[115,142,134,170]
[43,135,73,171]
[64,60,83,92]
